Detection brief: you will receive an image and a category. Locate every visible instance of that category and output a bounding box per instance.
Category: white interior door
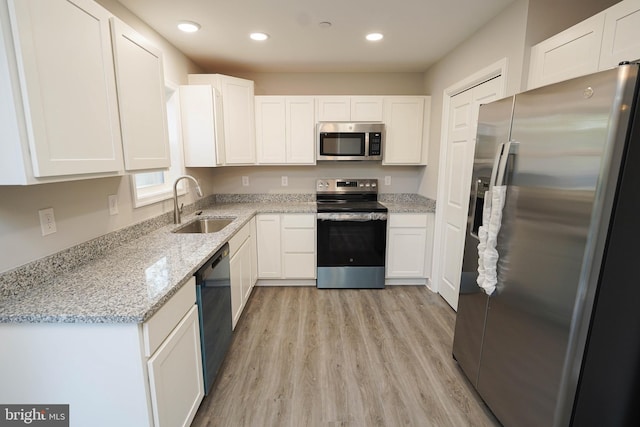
[437,77,502,310]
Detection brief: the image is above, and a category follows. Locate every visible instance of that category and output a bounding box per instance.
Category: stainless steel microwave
[317,122,384,161]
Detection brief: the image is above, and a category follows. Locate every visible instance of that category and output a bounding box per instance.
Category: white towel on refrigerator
[476,185,507,295]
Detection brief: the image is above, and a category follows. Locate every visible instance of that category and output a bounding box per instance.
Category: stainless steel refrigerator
[453,63,640,427]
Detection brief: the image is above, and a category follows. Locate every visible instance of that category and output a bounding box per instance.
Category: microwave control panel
[368,133,382,156]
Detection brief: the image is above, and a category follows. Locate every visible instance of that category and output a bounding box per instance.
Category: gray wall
[419,0,530,199]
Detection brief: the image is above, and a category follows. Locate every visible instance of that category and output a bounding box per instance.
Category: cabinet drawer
[143,277,196,357]
[229,222,251,257]
[282,214,315,228]
[389,214,428,228]
[282,228,315,252]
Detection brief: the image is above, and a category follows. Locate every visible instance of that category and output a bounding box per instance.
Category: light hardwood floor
[191,286,499,427]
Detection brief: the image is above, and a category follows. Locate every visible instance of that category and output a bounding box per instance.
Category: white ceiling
[118,0,515,73]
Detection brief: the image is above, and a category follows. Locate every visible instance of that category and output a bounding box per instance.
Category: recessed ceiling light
[318,21,332,29]
[366,32,384,41]
[250,32,270,41]
[177,21,201,33]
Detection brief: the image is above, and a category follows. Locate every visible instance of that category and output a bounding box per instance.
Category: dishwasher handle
[196,243,229,285]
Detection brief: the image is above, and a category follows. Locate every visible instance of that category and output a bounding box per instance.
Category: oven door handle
[317,212,388,221]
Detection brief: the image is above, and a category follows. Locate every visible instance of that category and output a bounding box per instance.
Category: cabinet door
[316,96,350,121]
[383,97,427,165]
[219,75,256,164]
[241,240,253,302]
[249,217,258,288]
[8,0,123,177]
[110,18,170,171]
[600,0,640,70]
[351,96,384,121]
[148,305,204,427]
[180,85,224,167]
[286,96,316,164]
[528,13,605,89]
[256,214,282,278]
[255,96,286,164]
[387,228,427,277]
[230,246,244,329]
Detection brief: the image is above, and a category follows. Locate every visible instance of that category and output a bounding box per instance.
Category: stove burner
[316,178,387,213]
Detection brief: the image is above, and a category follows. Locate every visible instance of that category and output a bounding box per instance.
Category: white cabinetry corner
[383,96,431,165]
[110,17,170,171]
[528,0,640,90]
[386,213,434,285]
[599,0,640,70]
[255,96,315,164]
[180,85,225,167]
[0,0,124,184]
[229,218,257,329]
[256,213,316,283]
[188,74,256,165]
[0,0,173,184]
[0,278,204,427]
[528,13,605,89]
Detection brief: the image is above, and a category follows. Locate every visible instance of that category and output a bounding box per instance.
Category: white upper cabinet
[255,96,315,164]
[528,0,640,89]
[316,96,383,122]
[350,96,384,121]
[383,96,430,165]
[286,96,316,164]
[316,96,350,121]
[180,85,225,167]
[0,0,124,184]
[110,17,170,171]
[528,14,605,89]
[188,74,256,165]
[599,0,640,70]
[255,96,287,163]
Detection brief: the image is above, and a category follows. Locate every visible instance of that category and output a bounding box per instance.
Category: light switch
[242,176,249,186]
[281,176,288,186]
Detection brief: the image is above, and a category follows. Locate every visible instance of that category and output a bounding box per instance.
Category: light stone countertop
[0,202,315,324]
[0,196,434,324]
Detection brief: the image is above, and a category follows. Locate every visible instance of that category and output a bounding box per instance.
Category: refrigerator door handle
[489,142,505,189]
[496,141,519,186]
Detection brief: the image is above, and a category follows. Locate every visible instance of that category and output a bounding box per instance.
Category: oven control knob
[371,182,377,188]
[349,258,354,263]
[365,183,370,187]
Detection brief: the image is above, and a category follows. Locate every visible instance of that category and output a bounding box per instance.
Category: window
[131,83,187,207]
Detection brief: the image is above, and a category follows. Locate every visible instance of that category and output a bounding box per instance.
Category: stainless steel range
[316,179,388,289]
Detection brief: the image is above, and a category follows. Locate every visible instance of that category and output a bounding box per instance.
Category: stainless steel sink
[172,218,234,234]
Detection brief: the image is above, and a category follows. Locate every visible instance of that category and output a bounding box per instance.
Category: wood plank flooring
[191,286,499,427]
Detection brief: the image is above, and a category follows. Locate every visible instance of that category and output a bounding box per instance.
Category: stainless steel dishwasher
[195,243,232,395]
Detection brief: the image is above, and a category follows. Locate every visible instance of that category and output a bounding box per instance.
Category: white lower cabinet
[229,218,257,329]
[257,213,316,281]
[386,213,434,284]
[147,305,204,427]
[0,278,204,427]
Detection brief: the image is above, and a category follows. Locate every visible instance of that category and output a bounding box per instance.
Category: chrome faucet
[173,175,203,224]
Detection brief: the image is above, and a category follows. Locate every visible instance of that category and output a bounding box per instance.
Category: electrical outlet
[242,176,249,186]
[384,176,391,186]
[38,208,57,236]
[108,195,119,216]
[281,176,288,187]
